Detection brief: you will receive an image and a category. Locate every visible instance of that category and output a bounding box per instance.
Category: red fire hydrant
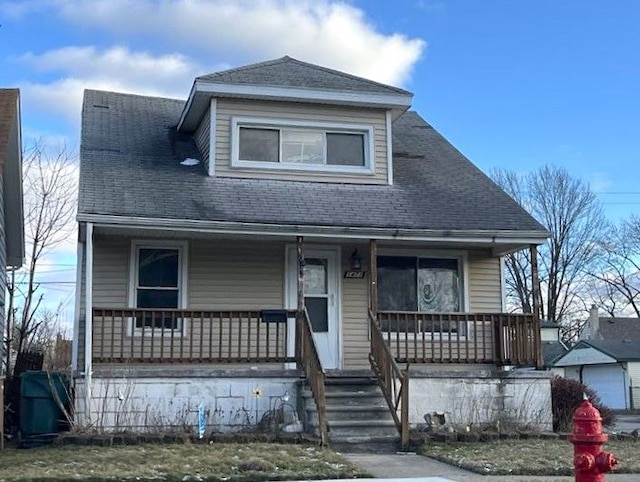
[570,396,617,481]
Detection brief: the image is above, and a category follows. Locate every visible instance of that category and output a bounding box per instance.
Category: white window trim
[230,116,375,175]
[128,240,189,336]
[376,248,470,340]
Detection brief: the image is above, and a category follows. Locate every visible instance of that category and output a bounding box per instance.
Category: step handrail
[368,309,410,449]
[296,307,328,445]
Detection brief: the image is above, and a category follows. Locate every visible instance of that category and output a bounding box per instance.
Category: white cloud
[18,46,202,124]
[51,0,425,86]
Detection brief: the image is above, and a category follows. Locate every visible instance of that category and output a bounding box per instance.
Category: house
[540,320,568,374]
[0,88,25,375]
[554,305,640,410]
[72,56,551,446]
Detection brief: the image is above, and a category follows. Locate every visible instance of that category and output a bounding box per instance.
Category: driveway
[612,413,640,433]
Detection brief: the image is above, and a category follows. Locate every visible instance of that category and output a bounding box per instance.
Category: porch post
[530,244,543,369]
[295,236,304,367]
[84,222,94,423]
[369,239,378,314]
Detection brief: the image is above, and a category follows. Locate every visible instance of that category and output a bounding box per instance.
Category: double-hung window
[377,256,464,334]
[130,242,187,332]
[232,117,374,173]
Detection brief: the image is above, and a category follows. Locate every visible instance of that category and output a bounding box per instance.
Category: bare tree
[5,142,76,375]
[587,219,640,317]
[491,166,605,332]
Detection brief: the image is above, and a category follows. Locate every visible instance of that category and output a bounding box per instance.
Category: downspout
[83,222,94,424]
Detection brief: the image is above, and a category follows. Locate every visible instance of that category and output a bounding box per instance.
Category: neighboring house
[554,305,640,410]
[72,56,551,445]
[540,320,568,375]
[0,89,25,375]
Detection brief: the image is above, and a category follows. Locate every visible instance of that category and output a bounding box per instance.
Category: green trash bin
[19,371,69,442]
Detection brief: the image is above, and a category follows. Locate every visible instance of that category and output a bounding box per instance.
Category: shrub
[551,375,616,432]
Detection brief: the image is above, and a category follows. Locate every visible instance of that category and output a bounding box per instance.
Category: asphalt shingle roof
[78,89,546,234]
[542,341,568,367]
[197,56,411,96]
[581,339,640,361]
[598,317,640,341]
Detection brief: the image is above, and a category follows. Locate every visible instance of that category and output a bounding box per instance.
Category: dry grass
[421,439,640,475]
[0,442,370,481]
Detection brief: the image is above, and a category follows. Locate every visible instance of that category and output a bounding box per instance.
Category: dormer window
[231,117,374,174]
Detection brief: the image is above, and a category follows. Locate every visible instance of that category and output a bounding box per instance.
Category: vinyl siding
[88,236,286,363]
[84,237,504,368]
[467,253,502,312]
[194,106,211,172]
[628,361,640,409]
[213,98,388,184]
[341,243,370,369]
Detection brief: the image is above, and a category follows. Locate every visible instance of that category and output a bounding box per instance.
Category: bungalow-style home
[0,88,25,374]
[554,306,640,410]
[72,57,551,447]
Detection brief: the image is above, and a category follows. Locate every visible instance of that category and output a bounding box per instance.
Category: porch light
[350,249,362,271]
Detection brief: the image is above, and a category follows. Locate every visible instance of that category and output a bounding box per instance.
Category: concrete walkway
[342,452,638,482]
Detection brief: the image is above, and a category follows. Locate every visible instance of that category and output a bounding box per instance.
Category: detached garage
[554,340,638,410]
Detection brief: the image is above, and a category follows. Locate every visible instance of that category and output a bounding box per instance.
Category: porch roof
[78,90,547,247]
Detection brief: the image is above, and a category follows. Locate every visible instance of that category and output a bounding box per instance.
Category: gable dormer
[177,57,412,185]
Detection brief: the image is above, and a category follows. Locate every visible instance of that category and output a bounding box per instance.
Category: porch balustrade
[91,308,295,364]
[91,308,540,367]
[377,311,540,367]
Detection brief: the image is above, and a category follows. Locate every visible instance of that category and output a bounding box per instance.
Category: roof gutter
[77,213,549,248]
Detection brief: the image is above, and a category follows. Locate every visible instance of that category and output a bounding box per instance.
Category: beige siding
[86,237,505,369]
[189,239,284,309]
[89,236,286,362]
[341,244,370,369]
[467,253,502,312]
[214,98,388,184]
[194,107,211,172]
[628,361,640,409]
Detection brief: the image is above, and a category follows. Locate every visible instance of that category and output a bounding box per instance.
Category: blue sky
[1,0,639,320]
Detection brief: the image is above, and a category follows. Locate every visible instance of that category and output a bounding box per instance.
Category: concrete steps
[302,376,401,452]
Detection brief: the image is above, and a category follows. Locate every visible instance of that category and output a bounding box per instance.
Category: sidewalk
[341,452,637,482]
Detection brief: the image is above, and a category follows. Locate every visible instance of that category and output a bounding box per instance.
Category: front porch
[79,230,545,446]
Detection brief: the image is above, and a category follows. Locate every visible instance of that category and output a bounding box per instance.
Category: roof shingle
[78,89,546,234]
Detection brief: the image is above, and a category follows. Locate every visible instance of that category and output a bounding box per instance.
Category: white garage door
[583,365,628,409]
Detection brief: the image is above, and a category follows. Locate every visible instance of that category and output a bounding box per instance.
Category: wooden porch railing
[296,308,328,446]
[368,309,410,450]
[92,308,296,363]
[377,311,539,367]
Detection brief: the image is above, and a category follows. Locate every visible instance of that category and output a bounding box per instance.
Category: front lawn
[0,442,370,482]
[421,439,639,476]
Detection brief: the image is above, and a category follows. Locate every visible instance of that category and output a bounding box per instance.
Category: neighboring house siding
[194,106,211,171]
[213,98,388,184]
[628,361,640,409]
[468,254,502,312]
[0,168,6,372]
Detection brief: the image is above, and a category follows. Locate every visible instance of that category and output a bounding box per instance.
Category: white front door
[286,246,341,369]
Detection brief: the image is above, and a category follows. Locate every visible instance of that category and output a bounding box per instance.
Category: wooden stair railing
[368,309,410,450]
[296,308,328,446]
